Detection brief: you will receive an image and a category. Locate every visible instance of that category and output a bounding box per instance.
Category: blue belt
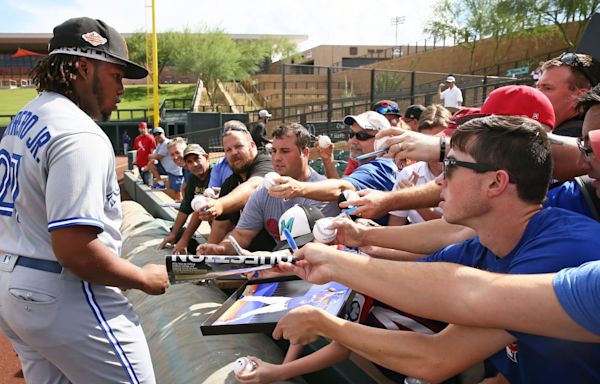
[15,256,63,274]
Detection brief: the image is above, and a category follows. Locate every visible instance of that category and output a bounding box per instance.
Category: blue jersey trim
[82,281,140,384]
[47,217,104,232]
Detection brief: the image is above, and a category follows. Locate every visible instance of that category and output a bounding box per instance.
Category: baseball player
[0,17,168,383]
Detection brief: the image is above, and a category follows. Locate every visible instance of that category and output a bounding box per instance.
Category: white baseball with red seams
[313,217,337,244]
[191,195,209,212]
[318,135,332,148]
[262,172,280,191]
[233,357,255,375]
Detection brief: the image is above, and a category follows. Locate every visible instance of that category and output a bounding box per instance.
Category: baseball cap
[183,144,207,159]
[442,107,483,136]
[258,109,272,118]
[402,104,426,120]
[480,85,555,129]
[272,205,325,251]
[344,111,391,131]
[152,127,164,135]
[48,17,148,79]
[139,121,148,129]
[373,100,401,116]
[446,76,456,83]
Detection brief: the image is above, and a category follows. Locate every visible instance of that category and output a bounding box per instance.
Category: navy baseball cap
[48,17,148,79]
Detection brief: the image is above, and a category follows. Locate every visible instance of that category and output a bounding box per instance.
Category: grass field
[0,83,196,118]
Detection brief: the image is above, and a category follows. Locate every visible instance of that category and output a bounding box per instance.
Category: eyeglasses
[348,130,376,141]
[559,52,597,86]
[442,158,498,179]
[577,137,594,162]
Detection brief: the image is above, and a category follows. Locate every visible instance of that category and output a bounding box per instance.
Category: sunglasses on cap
[348,130,376,141]
[375,104,401,116]
[559,52,597,85]
[442,158,497,179]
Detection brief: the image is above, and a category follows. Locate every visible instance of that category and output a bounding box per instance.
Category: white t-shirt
[390,161,443,224]
[0,92,122,261]
[441,86,463,109]
[154,138,182,175]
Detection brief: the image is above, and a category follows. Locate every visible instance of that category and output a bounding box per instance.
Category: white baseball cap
[343,110,391,131]
[258,109,272,118]
[446,76,456,83]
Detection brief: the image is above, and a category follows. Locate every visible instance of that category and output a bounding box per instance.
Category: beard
[231,157,252,174]
[92,69,113,122]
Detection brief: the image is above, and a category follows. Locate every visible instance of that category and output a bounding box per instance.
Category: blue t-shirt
[342,157,398,192]
[544,180,594,219]
[208,156,234,189]
[553,261,600,336]
[421,208,600,383]
[343,158,397,225]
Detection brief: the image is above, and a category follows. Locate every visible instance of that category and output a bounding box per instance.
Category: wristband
[439,136,446,162]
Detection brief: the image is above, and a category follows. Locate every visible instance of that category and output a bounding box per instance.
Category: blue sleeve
[553,261,600,336]
[209,158,233,189]
[342,159,397,191]
[544,181,594,219]
[417,238,485,267]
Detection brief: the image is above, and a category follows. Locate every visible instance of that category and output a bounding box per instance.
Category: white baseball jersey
[0,91,122,261]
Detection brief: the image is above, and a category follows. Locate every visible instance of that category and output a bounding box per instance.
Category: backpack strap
[575,175,600,222]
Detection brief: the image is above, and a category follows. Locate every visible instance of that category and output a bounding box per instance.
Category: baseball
[263,172,280,191]
[191,195,208,212]
[318,135,332,148]
[313,217,337,244]
[203,188,217,199]
[374,137,388,152]
[343,190,360,203]
[233,357,255,375]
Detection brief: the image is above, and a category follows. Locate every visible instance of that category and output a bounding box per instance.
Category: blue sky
[0,0,436,51]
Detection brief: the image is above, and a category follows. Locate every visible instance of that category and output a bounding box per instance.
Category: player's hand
[273,305,328,345]
[314,136,335,162]
[328,217,366,247]
[140,264,169,295]
[277,242,337,285]
[377,128,441,164]
[172,241,188,255]
[196,243,226,255]
[269,176,303,199]
[197,198,222,221]
[235,356,281,384]
[158,233,177,250]
[339,189,390,219]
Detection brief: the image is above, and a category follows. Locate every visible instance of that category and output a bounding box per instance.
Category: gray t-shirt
[237,168,340,241]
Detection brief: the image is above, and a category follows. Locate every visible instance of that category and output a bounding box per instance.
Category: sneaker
[151,182,166,190]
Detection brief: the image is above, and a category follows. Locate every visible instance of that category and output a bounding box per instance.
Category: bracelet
[439,136,446,162]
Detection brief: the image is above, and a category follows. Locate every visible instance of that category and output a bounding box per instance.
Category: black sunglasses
[348,130,376,141]
[442,158,497,179]
[559,52,597,85]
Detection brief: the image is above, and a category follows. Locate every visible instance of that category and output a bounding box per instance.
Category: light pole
[391,16,406,48]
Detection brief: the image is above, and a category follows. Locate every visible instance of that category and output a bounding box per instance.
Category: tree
[533,0,600,48]
[126,31,184,80]
[175,27,297,107]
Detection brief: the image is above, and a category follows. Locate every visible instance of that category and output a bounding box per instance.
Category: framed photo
[201,276,354,335]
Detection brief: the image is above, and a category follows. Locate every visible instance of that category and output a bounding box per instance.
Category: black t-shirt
[553,115,584,138]
[216,153,273,224]
[179,168,212,215]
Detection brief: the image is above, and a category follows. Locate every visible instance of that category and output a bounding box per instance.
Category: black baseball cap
[48,17,148,79]
[272,205,325,251]
[402,104,426,120]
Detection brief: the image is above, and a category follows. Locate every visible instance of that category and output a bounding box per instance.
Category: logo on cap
[82,32,107,47]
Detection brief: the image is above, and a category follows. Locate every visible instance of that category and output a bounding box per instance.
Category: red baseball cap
[480,85,555,130]
[139,121,148,129]
[441,107,483,136]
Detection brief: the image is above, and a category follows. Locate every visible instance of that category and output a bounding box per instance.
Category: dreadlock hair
[30,54,81,97]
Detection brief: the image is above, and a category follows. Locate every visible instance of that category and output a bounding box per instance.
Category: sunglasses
[442,158,498,179]
[577,136,595,162]
[348,130,376,141]
[559,52,597,85]
[375,105,401,116]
